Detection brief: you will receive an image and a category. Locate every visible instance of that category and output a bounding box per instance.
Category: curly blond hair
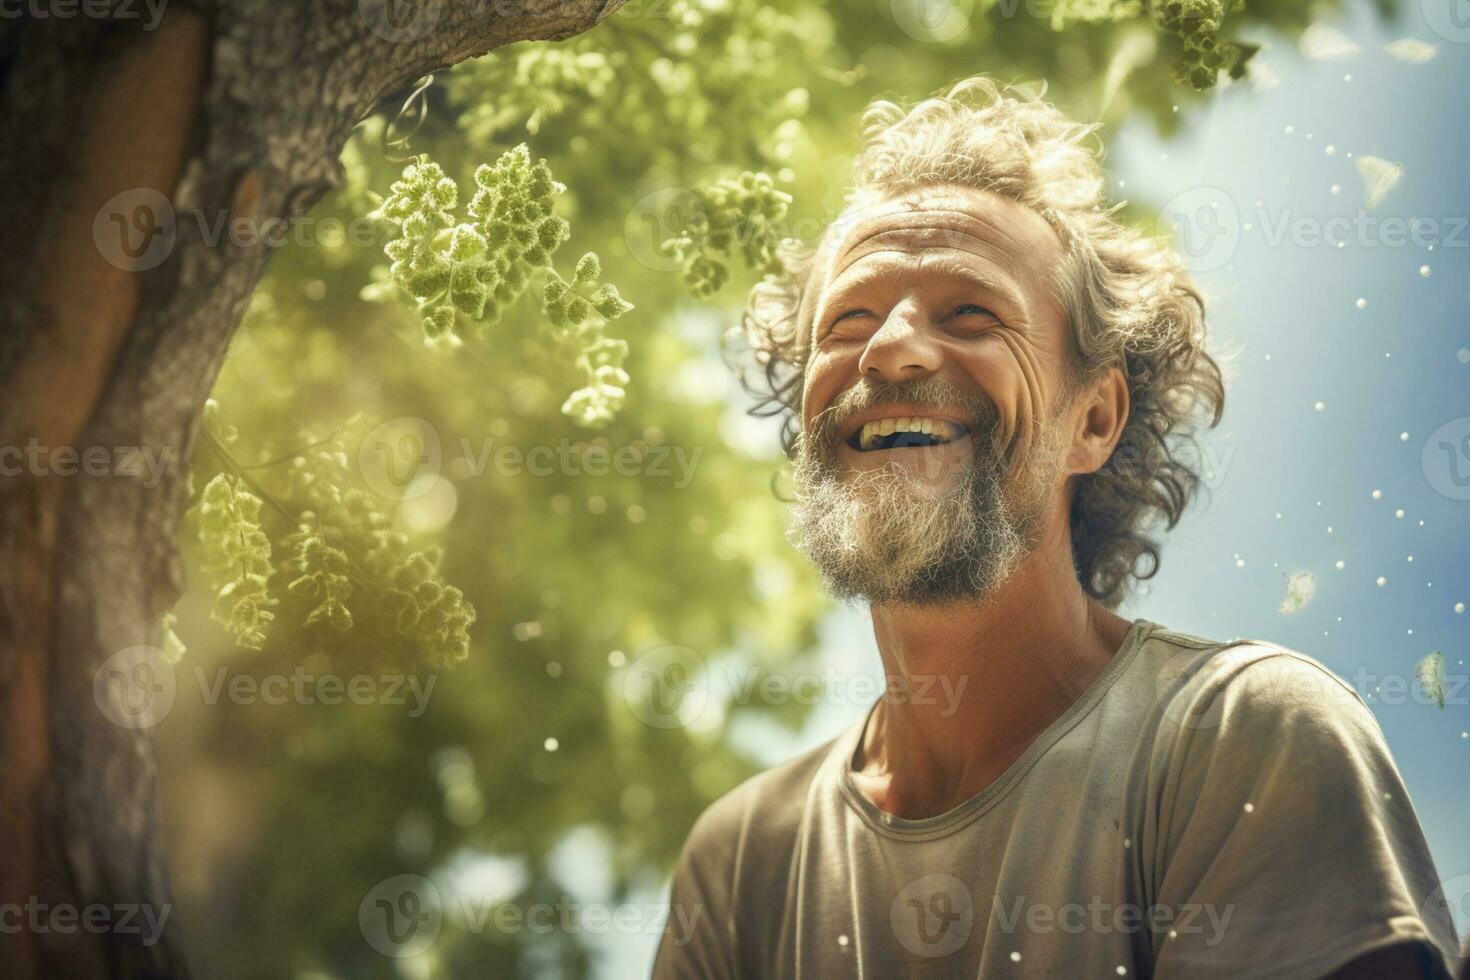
[738,76,1226,608]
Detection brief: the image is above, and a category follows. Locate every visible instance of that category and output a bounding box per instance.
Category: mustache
[804,377,1005,457]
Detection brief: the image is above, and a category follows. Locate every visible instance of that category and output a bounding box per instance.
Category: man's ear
[1064,366,1129,477]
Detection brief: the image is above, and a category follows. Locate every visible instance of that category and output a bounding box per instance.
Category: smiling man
[651,78,1461,978]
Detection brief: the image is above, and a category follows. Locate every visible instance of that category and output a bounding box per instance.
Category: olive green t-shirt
[652,619,1461,978]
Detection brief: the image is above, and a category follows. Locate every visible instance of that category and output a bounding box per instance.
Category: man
[651,77,1462,978]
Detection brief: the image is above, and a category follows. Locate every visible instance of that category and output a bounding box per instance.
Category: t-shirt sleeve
[1144,649,1462,979]
[650,798,743,980]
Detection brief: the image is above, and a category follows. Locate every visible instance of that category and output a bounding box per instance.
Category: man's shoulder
[685,734,841,853]
[679,731,852,887]
[1144,621,1363,699]
[1135,621,1379,750]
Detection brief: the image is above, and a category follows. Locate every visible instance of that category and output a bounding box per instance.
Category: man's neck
[851,527,1135,820]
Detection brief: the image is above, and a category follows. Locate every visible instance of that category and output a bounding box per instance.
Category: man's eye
[834,309,873,324]
[953,304,996,319]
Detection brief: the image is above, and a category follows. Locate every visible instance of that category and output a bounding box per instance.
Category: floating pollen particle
[1355,156,1403,211]
[1279,571,1317,614]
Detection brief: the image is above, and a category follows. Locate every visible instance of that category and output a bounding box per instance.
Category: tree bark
[0,0,622,975]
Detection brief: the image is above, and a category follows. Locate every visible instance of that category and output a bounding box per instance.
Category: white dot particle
[1330,184,1341,195]
[1335,560,1345,570]
[1372,489,1383,500]
[1420,264,1432,278]
[1243,802,1255,813]
[1400,432,1409,441]
[1455,602,1465,614]
[1326,145,1336,156]
[1459,348,1470,364]
[1356,298,1367,310]
[1396,509,1405,519]
[1314,401,1325,412]
[1011,951,1022,962]
[1376,576,1388,587]
[839,935,850,948]
[1285,124,1295,134]
[544,737,559,751]
[1235,558,1245,568]
[608,650,626,667]
[1117,968,1128,977]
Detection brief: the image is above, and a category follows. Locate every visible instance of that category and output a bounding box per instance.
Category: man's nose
[857,303,943,382]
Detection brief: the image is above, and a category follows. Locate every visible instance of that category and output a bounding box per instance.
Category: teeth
[856,416,961,450]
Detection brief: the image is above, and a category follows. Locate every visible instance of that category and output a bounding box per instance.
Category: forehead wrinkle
[819,240,1029,319]
[802,196,1061,348]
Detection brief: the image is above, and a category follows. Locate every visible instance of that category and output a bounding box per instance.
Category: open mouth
[847,416,970,452]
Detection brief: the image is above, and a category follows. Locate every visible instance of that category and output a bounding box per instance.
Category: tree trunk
[0,0,622,975]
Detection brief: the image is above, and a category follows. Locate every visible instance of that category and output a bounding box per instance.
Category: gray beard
[790,380,1057,606]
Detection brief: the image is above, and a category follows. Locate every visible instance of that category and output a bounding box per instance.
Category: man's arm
[1327,941,1446,979]
[1145,647,1460,979]
[650,798,742,980]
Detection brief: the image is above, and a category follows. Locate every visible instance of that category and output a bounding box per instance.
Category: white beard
[790,380,1062,606]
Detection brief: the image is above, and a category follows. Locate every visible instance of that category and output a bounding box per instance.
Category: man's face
[790,185,1081,605]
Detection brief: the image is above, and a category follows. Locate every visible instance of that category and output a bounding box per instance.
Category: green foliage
[284,518,354,632]
[1147,0,1256,90]
[377,146,570,337]
[543,252,635,426]
[193,415,477,667]
[664,172,793,299]
[196,473,277,650]
[376,146,634,428]
[448,0,827,174]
